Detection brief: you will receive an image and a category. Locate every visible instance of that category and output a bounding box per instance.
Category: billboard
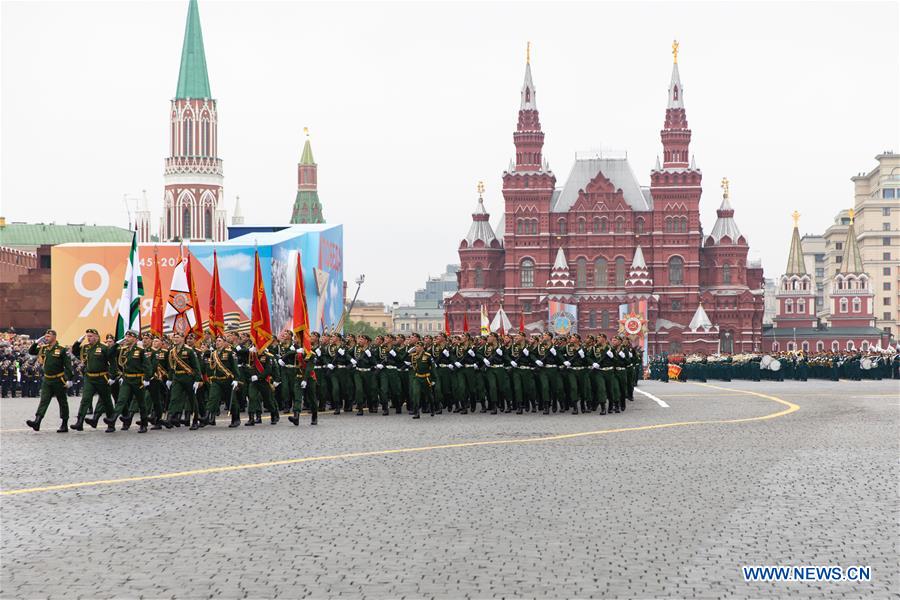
[51,224,343,343]
[548,301,577,335]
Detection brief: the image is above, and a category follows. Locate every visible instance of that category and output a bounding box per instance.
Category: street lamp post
[337,274,366,332]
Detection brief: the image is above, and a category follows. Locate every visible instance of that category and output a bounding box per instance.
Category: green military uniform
[71,337,115,430]
[587,343,610,413]
[247,350,279,425]
[611,343,629,412]
[377,343,402,414]
[509,341,536,414]
[289,348,318,425]
[207,345,240,426]
[108,339,153,433]
[147,346,171,429]
[166,342,203,428]
[352,343,378,414]
[409,347,434,418]
[25,338,73,432]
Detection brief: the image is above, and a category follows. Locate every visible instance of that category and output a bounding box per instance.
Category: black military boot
[269,410,279,425]
[288,411,299,426]
[572,405,579,415]
[244,414,255,426]
[57,420,68,433]
[120,414,133,431]
[137,420,148,433]
[25,416,42,431]
[71,416,85,431]
[311,408,318,425]
[356,406,365,416]
[413,406,421,419]
[150,418,163,430]
[599,402,607,415]
[207,415,216,426]
[169,412,181,427]
[333,406,341,415]
[255,412,262,424]
[84,414,100,428]
[229,414,241,427]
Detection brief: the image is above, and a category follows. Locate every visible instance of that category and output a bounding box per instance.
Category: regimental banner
[50,225,343,343]
[548,301,577,335]
[619,299,649,366]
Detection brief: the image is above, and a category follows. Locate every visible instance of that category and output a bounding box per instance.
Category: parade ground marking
[634,388,670,407]
[1,383,799,497]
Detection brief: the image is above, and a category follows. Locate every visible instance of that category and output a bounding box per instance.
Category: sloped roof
[0,223,134,246]
[708,195,743,244]
[464,198,498,247]
[688,303,714,331]
[838,220,865,274]
[552,158,651,213]
[175,0,211,99]
[785,224,807,276]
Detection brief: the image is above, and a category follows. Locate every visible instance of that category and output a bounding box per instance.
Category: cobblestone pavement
[1,380,898,599]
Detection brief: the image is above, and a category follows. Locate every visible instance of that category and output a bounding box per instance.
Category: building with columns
[445,44,765,354]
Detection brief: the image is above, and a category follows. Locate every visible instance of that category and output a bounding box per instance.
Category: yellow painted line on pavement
[1,383,799,497]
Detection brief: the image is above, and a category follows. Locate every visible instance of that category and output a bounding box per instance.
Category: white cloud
[234,297,251,316]
[217,253,252,272]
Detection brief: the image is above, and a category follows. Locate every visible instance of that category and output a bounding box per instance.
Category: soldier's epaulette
[422,352,431,358]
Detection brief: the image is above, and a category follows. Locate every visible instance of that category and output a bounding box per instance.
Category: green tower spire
[175,0,211,99]
[291,128,325,224]
[300,138,315,165]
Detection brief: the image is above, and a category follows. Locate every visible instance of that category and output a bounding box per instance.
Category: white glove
[550,347,557,356]
[65,380,72,389]
[235,345,242,351]
[448,364,454,370]
[535,360,544,367]
[454,362,462,369]
[483,358,491,367]
[118,377,123,385]
[231,381,239,390]
[442,349,450,357]
[404,361,411,367]
[278,359,286,367]
[619,351,626,358]
[273,381,280,388]
[510,360,518,368]
[166,380,172,389]
[337,348,345,356]
[107,378,115,385]
[389,350,396,357]
[496,348,503,356]
[563,360,571,368]
[467,349,475,357]
[143,380,150,387]
[578,349,585,358]
[365,349,371,357]
[315,348,321,357]
[192,382,200,392]
[251,375,259,382]
[350,358,357,366]
[289,345,295,351]
[376,364,384,370]
[327,364,334,370]
[250,346,257,353]
[523,348,529,356]
[607,350,614,358]
[592,363,599,369]
[300,380,307,389]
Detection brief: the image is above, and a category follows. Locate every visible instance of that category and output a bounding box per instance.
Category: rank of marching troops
[24,326,649,433]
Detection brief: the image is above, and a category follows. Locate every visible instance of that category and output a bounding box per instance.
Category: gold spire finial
[848,208,855,224]
[526,41,531,65]
[792,210,801,226]
[303,127,309,137]
[720,176,729,199]
[477,180,485,198]
[672,40,679,64]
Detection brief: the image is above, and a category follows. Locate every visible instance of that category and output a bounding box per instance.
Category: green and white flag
[115,231,144,341]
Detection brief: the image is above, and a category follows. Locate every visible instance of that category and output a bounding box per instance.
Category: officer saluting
[71,328,116,432]
[25,329,74,432]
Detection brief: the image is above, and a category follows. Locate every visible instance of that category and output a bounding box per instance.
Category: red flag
[250,249,274,354]
[150,250,164,337]
[292,256,311,352]
[444,311,451,334]
[185,251,203,338]
[208,250,225,337]
[462,312,469,333]
[518,311,525,333]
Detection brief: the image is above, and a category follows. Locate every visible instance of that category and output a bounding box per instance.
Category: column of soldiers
[23,327,652,433]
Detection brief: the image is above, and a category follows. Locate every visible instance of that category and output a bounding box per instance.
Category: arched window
[594,258,608,288]
[797,298,805,314]
[861,340,869,351]
[474,266,484,288]
[516,219,523,234]
[182,207,191,239]
[601,310,610,329]
[785,299,793,314]
[846,340,855,351]
[802,341,810,352]
[668,256,684,285]
[816,341,825,352]
[589,310,597,328]
[530,219,538,234]
[852,297,861,313]
[558,218,567,234]
[183,118,193,156]
[577,218,586,234]
[680,217,688,232]
[772,341,780,352]
[787,341,795,352]
[840,298,848,313]
[665,217,672,233]
[615,257,626,287]
[723,263,731,284]
[166,210,171,238]
[520,259,534,288]
[832,341,840,351]
[576,257,587,287]
[635,218,644,234]
[615,217,625,233]
[600,218,608,233]
[593,217,601,233]
[204,208,212,239]
[202,120,210,155]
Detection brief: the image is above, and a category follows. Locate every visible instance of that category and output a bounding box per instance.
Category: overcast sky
[2,0,898,304]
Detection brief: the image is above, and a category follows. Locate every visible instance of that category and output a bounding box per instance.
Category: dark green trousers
[77,376,113,419]
[36,378,69,420]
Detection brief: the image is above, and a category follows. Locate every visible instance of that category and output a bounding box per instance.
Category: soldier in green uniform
[147,337,172,429]
[321,335,342,414]
[481,333,505,415]
[205,335,240,426]
[25,329,73,432]
[166,331,203,429]
[610,336,629,413]
[273,330,296,413]
[105,330,153,433]
[409,340,434,418]
[587,336,610,414]
[377,335,401,414]
[247,347,280,425]
[71,328,116,431]
[560,335,582,415]
[351,335,378,415]
[509,332,536,414]
[289,337,318,426]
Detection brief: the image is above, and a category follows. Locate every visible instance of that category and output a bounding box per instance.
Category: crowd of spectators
[0,332,86,398]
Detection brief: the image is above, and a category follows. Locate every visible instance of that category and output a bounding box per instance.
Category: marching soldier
[588,335,611,414]
[247,346,280,425]
[105,330,153,434]
[377,335,402,414]
[206,335,240,427]
[25,329,73,432]
[289,335,318,426]
[610,336,629,413]
[147,336,171,430]
[71,328,116,432]
[352,335,378,415]
[409,340,434,418]
[166,331,203,430]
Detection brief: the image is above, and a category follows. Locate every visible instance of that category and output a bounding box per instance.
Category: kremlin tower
[290,129,325,224]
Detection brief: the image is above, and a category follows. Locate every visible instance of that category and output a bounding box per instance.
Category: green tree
[343,318,389,337]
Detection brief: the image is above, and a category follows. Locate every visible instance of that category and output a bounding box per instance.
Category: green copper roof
[290,191,325,224]
[175,0,211,99]
[0,223,134,246]
[784,225,807,276]
[300,138,315,165]
[839,220,865,274]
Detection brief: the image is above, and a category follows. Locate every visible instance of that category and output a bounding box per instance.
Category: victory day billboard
[50,225,343,343]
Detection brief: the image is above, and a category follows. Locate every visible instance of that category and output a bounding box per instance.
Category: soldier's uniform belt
[335,365,347,369]
[356,368,371,372]
[124,373,144,378]
[415,373,431,379]
[614,367,626,370]
[600,367,614,371]
[490,365,505,369]
[385,365,398,370]
[175,370,193,375]
[571,366,585,370]
[518,366,534,370]
[544,364,558,368]
[87,371,109,378]
[463,364,477,368]
[45,372,65,380]
[437,364,452,368]
[210,375,231,381]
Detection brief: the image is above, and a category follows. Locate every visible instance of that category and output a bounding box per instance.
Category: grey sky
[2,1,898,304]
